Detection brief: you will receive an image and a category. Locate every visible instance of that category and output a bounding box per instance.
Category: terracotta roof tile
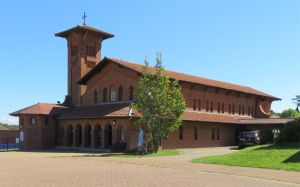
[55,25,114,39]
[182,111,241,124]
[58,102,132,120]
[79,57,279,100]
[10,103,68,116]
[239,118,292,124]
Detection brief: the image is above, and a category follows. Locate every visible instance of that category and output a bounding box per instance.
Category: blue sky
[0,0,299,124]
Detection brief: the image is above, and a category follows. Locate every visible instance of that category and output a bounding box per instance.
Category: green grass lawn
[192,143,300,172]
[111,149,179,158]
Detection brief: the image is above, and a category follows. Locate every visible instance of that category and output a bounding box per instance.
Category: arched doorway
[85,125,92,148]
[94,125,102,148]
[67,125,73,146]
[75,124,82,147]
[105,125,112,148]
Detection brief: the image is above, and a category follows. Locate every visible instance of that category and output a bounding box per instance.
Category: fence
[0,136,20,151]
[0,143,19,151]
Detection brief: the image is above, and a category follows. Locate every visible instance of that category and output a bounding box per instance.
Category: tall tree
[292,95,300,112]
[133,53,186,153]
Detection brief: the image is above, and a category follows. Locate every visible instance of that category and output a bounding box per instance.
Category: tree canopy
[132,54,186,153]
[280,108,300,119]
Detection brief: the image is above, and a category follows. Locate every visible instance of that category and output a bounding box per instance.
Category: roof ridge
[108,57,265,91]
[81,57,278,100]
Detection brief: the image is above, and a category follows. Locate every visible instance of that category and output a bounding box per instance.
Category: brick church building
[11,24,289,151]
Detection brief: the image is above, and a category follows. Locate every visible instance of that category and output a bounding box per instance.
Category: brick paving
[0,147,299,187]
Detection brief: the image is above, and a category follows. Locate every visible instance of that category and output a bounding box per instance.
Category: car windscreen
[242,133,256,138]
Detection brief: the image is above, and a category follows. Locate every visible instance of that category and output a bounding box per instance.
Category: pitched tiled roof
[239,118,292,124]
[10,103,68,116]
[58,102,132,120]
[183,111,241,124]
[79,57,279,100]
[54,101,290,125]
[55,25,114,39]
[0,125,9,131]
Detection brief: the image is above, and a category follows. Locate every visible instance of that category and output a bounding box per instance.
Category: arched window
[232,104,235,114]
[206,100,209,112]
[194,126,198,140]
[198,99,201,111]
[210,101,213,112]
[238,105,241,115]
[118,86,123,101]
[248,106,251,116]
[179,125,183,140]
[222,103,225,114]
[94,90,98,104]
[93,46,96,56]
[103,88,107,103]
[193,99,197,111]
[242,105,245,115]
[110,86,117,102]
[229,104,232,114]
[217,102,221,113]
[129,86,134,100]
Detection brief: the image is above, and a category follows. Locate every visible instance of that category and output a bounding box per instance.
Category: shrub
[258,130,274,144]
[275,118,300,144]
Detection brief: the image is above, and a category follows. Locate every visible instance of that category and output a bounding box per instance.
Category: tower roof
[55,25,114,39]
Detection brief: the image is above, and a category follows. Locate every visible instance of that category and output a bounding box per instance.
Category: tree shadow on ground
[283,151,300,163]
[254,143,300,151]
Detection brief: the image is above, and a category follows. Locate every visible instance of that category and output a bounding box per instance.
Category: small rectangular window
[20,118,24,128]
[31,117,36,125]
[45,117,49,125]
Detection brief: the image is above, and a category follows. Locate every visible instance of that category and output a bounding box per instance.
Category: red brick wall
[82,64,272,118]
[162,122,239,149]
[82,62,139,104]
[0,130,19,144]
[19,115,56,150]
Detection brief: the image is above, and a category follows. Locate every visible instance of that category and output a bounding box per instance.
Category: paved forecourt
[0,147,299,187]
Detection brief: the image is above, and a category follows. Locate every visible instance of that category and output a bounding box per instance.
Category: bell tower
[55,25,114,106]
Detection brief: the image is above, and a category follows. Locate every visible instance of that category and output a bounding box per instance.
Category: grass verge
[111,149,179,158]
[192,143,300,172]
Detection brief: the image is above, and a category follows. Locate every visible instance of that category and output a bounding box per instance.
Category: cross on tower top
[82,12,87,25]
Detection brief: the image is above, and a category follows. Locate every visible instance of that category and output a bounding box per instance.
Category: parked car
[238,131,261,149]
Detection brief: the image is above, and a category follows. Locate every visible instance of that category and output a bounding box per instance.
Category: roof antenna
[82,12,87,25]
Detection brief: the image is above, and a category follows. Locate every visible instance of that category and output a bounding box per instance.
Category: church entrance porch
[105,125,113,149]
[60,119,130,151]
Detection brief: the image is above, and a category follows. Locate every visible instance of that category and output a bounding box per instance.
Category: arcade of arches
[59,120,127,149]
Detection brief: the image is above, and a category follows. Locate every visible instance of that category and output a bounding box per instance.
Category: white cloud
[0,116,18,125]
